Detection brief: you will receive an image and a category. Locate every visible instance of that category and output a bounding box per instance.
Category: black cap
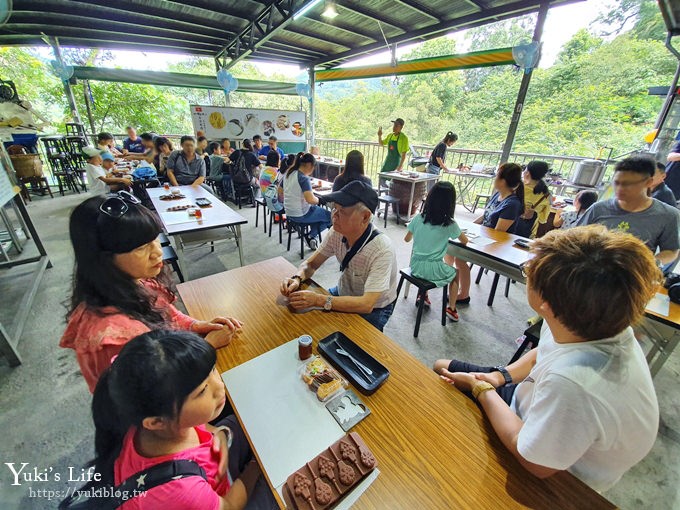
[391,118,405,126]
[323,181,379,213]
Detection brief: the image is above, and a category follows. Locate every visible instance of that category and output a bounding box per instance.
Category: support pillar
[500,3,549,164]
[308,67,316,148]
[654,34,680,132]
[82,80,96,139]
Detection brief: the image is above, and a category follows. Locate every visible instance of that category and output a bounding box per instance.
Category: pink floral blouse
[60,279,195,393]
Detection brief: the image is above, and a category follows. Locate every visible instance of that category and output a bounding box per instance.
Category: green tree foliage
[596,0,666,40]
[0,0,674,159]
[0,47,65,123]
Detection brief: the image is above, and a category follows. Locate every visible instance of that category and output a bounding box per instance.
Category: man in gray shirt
[578,156,680,271]
[166,135,206,186]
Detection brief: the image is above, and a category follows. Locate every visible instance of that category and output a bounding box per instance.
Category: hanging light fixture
[321,1,338,19]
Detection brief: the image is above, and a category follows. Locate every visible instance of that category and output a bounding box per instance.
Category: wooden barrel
[389,179,427,217]
[10,154,43,178]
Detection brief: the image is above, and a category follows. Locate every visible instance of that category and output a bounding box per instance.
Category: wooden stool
[162,245,184,282]
[396,268,448,337]
[472,193,491,213]
[255,196,267,233]
[378,195,400,228]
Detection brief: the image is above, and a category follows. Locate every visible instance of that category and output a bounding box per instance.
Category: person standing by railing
[426,131,458,192]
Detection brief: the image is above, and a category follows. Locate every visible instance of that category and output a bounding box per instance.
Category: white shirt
[283,170,310,218]
[318,227,398,309]
[511,324,659,492]
[85,163,108,195]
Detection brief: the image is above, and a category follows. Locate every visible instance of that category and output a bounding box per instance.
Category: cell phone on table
[195,198,212,207]
[514,238,531,249]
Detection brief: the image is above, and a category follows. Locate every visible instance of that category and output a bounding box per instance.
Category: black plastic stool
[395,268,448,337]
[378,195,400,228]
[158,232,170,247]
[162,245,184,282]
[255,196,267,233]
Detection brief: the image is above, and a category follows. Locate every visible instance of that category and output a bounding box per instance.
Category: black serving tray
[317,331,389,395]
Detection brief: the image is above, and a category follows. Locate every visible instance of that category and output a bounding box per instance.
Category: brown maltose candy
[284,432,377,509]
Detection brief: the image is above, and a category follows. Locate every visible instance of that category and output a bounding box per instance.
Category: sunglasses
[99,191,141,218]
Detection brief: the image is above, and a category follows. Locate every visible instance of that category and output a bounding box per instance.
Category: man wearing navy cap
[280,181,398,331]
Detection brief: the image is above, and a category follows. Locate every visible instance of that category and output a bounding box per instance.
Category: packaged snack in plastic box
[299,356,348,402]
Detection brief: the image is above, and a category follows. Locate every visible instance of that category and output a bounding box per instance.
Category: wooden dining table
[177,256,614,510]
[447,221,680,377]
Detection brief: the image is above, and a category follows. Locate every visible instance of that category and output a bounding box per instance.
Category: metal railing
[316,138,617,201]
[27,133,614,200]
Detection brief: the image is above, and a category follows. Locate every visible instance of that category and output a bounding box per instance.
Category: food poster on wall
[190,106,306,142]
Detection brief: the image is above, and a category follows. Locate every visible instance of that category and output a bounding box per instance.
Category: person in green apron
[378,118,409,173]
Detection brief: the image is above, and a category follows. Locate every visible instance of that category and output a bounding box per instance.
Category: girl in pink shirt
[60,193,243,392]
[63,330,275,510]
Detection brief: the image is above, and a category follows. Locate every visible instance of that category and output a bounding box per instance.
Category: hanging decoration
[295,83,312,99]
[49,60,74,81]
[0,0,11,26]
[217,68,239,96]
[512,41,541,74]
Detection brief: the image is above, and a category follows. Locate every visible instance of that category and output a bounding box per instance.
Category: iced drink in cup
[194,207,202,219]
[163,182,170,191]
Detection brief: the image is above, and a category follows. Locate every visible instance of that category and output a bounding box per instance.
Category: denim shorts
[328,286,395,332]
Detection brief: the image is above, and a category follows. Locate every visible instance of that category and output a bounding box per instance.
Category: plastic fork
[335,347,373,378]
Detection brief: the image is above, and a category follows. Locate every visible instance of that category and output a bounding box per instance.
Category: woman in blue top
[283,153,332,250]
[405,182,469,322]
[455,163,524,303]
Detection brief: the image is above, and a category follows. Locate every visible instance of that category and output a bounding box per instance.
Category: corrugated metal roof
[0,0,580,68]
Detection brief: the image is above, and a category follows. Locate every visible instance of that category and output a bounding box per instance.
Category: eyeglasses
[612,177,649,188]
[99,191,141,218]
[519,261,529,278]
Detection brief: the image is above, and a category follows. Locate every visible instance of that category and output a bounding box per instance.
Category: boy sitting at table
[83,147,131,194]
[434,225,660,492]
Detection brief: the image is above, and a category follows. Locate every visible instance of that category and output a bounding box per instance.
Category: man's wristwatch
[323,295,333,311]
[493,366,513,385]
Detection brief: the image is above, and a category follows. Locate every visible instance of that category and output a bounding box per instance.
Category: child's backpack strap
[59,459,207,510]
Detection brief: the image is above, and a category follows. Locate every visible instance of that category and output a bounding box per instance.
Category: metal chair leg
[396,275,405,298]
[441,285,448,326]
[475,266,484,284]
[414,289,426,337]
[488,273,501,306]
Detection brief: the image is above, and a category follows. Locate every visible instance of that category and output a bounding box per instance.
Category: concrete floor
[0,192,678,509]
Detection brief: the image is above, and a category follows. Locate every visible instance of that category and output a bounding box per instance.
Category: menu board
[190,105,306,142]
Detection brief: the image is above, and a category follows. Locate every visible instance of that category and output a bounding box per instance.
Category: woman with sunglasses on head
[60,193,243,393]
